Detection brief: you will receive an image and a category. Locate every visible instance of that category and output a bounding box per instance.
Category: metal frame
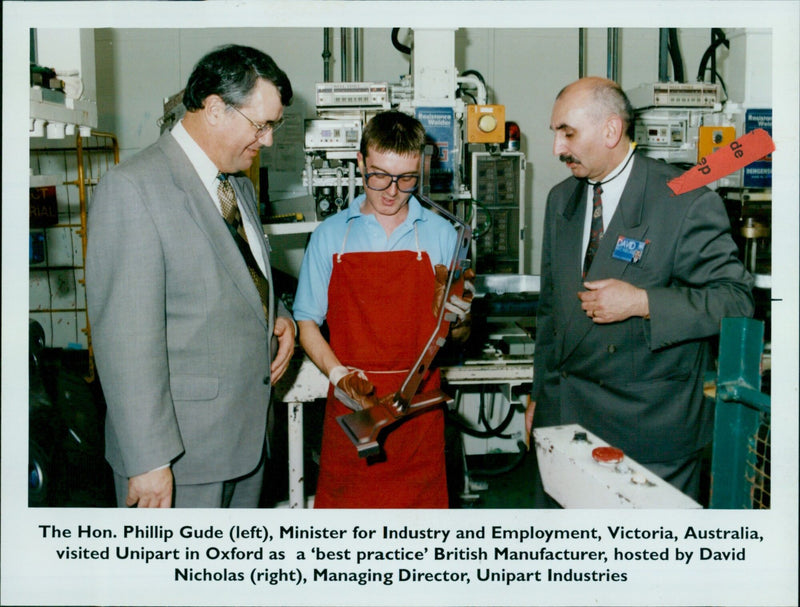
[709,317,771,509]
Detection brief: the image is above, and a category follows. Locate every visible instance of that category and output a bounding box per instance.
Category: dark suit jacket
[533,153,754,463]
[86,131,289,485]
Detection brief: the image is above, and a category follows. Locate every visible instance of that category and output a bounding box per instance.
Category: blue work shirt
[293,193,459,325]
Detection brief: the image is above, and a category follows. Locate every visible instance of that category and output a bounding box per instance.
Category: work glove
[329,366,378,410]
[433,264,476,343]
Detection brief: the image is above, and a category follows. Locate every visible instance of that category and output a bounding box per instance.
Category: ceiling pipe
[658,28,670,81]
[340,28,348,82]
[606,28,619,82]
[353,28,361,82]
[322,28,332,82]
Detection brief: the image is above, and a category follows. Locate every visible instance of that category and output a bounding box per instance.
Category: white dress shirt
[171,120,268,276]
[581,143,637,271]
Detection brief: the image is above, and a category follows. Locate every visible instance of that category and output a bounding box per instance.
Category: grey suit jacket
[86,131,289,484]
[533,153,754,463]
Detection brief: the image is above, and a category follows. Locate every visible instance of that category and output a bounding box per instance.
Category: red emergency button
[592,446,624,464]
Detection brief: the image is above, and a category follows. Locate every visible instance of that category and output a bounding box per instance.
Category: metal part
[336,390,454,458]
[335,145,473,456]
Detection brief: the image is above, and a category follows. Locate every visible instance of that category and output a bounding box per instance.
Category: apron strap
[337,218,424,262]
[336,221,354,263]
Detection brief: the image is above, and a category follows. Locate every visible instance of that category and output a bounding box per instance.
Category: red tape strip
[667,128,775,195]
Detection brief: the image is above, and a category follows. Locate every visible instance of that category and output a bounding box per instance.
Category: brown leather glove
[333,368,378,410]
[432,264,450,318]
[449,268,475,343]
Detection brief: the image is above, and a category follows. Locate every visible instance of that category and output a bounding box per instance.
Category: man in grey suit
[525,77,754,504]
[86,45,296,508]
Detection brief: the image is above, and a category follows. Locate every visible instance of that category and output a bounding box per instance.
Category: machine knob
[478,114,498,133]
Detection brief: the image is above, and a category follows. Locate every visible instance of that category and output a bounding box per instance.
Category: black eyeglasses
[228,105,284,137]
[364,172,419,193]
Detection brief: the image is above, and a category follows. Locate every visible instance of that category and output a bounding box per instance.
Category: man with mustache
[525,77,753,505]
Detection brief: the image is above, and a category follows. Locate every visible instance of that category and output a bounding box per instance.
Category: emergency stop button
[592,446,624,464]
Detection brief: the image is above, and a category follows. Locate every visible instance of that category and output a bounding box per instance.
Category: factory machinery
[301,28,526,275]
[276,27,772,509]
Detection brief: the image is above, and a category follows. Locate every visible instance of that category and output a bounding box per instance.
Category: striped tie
[583,183,604,278]
[217,174,269,318]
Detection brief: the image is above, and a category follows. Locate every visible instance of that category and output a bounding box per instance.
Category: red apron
[314,247,448,508]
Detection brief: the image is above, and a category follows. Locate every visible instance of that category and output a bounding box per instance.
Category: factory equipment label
[743,109,773,187]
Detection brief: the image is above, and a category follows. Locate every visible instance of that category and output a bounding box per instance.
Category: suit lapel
[159,134,267,326]
[557,156,650,365]
[554,180,590,364]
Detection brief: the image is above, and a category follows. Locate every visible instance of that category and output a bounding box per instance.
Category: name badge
[612,235,648,263]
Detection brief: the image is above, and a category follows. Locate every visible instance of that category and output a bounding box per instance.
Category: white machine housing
[534,424,702,509]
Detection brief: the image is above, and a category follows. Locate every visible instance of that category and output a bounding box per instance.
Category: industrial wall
[91,27,759,277]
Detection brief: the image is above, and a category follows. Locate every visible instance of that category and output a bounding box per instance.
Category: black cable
[447,391,517,439]
[697,28,729,83]
[458,91,477,105]
[391,28,411,55]
[667,28,685,83]
[713,71,729,101]
[461,69,487,88]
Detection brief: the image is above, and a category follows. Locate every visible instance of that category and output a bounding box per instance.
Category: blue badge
[612,236,648,263]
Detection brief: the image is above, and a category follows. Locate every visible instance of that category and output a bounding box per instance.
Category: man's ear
[203,94,227,127]
[604,114,625,149]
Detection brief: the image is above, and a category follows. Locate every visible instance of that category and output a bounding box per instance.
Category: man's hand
[270,316,296,384]
[579,278,649,323]
[127,467,173,508]
[330,366,378,410]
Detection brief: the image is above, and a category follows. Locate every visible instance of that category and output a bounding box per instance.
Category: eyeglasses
[364,172,419,193]
[228,105,284,137]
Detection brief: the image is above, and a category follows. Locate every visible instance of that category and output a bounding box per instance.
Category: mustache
[559,154,579,165]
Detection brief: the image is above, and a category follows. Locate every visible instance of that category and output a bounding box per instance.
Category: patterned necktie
[217,174,269,318]
[583,183,604,278]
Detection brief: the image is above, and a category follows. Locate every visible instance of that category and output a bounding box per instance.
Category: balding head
[557,77,634,140]
[549,77,634,181]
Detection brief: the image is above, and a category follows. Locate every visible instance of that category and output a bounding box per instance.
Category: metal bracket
[336,144,473,456]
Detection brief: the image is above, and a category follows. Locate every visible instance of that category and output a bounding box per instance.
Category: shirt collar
[171,119,220,195]
[347,194,425,224]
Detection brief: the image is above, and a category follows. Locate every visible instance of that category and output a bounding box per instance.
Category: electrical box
[627,82,722,109]
[304,119,361,151]
[466,104,506,144]
[315,82,390,108]
[470,151,526,273]
[534,424,702,509]
[698,125,736,161]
